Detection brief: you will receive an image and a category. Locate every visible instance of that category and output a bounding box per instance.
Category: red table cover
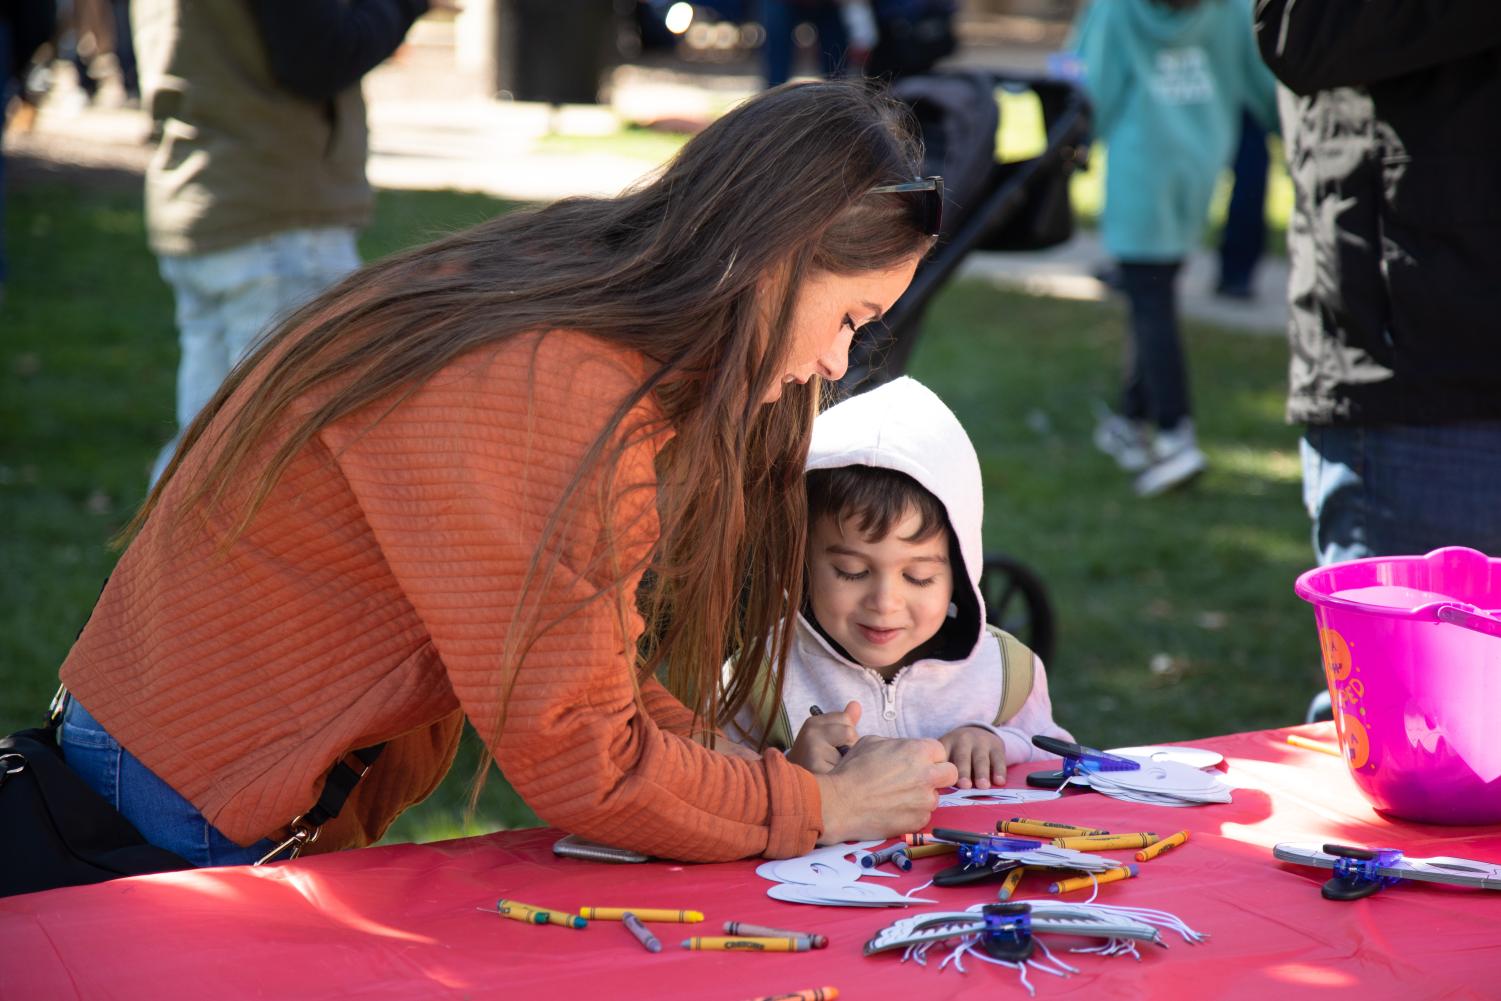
[3,723,1498,1001]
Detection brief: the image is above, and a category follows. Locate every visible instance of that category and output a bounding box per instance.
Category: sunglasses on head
[868,175,944,237]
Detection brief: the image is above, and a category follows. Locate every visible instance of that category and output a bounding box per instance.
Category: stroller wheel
[978,554,1056,667]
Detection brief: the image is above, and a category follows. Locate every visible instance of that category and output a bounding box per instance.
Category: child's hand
[788,701,862,774]
[939,726,1008,789]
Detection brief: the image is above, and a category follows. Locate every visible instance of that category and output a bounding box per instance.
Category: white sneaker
[1093,413,1153,472]
[1134,420,1207,497]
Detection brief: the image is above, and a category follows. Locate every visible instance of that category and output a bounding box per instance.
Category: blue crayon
[622,912,663,953]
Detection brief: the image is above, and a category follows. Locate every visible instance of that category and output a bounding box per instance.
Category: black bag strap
[52,683,386,867]
[300,744,386,830]
[253,741,387,865]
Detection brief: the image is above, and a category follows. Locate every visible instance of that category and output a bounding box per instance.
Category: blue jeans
[1301,423,1501,566]
[59,698,280,867]
[1217,110,1269,292]
[152,226,360,484]
[1118,260,1188,430]
[761,0,849,87]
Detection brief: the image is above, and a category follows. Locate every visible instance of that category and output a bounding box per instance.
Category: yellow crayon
[1051,834,1160,851]
[495,898,587,929]
[999,818,1110,838]
[682,937,812,952]
[1286,734,1342,757]
[494,900,548,925]
[997,866,1026,901]
[1049,865,1139,894]
[580,907,704,923]
[903,842,957,859]
[724,923,829,948]
[1136,830,1191,862]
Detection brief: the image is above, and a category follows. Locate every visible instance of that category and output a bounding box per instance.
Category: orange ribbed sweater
[60,330,822,861]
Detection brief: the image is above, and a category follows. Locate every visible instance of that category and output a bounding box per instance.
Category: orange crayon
[1136,830,1191,862]
[743,989,839,1001]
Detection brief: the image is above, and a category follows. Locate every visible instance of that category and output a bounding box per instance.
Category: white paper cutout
[767,881,937,907]
[1083,754,1232,806]
[1107,745,1224,770]
[937,787,1064,808]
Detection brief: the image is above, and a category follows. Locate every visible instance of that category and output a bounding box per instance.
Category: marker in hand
[808,705,851,756]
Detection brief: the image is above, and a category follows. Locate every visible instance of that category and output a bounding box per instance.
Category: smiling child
[733,377,1072,788]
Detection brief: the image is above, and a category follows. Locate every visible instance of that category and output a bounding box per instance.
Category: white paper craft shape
[938,787,1064,808]
[1044,752,1232,806]
[1107,745,1225,770]
[768,881,938,907]
[757,841,932,906]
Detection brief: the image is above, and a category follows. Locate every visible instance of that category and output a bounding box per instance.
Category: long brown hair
[126,79,931,753]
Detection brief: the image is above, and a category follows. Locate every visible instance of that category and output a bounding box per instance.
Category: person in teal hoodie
[1071,0,1276,497]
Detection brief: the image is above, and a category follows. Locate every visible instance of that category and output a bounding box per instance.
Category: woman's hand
[813,735,957,844]
[788,700,862,774]
[939,726,1008,789]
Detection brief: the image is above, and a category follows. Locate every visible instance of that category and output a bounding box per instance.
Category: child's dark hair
[807,465,948,543]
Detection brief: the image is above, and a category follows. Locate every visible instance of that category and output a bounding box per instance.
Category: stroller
[837,68,1093,666]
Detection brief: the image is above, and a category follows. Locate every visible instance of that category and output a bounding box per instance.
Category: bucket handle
[1435,604,1501,639]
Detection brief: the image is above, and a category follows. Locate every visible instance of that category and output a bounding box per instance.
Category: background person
[133,0,428,484]
[1073,0,1277,497]
[1255,1,1501,567]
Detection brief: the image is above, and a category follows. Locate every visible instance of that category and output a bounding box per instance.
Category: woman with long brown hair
[53,79,957,867]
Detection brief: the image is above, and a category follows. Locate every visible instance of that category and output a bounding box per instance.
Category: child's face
[807,506,956,674]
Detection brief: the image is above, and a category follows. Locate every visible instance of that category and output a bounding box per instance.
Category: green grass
[1,177,1317,845]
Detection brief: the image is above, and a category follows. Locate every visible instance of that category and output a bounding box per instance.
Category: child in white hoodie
[733,377,1072,788]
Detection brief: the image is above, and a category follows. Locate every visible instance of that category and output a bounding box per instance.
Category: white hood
[806,376,985,662]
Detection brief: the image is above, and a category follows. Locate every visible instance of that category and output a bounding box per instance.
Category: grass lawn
[1,178,1318,846]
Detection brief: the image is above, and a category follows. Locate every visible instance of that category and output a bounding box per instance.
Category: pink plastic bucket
[1295,547,1501,824]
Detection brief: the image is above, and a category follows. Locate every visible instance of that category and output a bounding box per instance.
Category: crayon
[493,900,548,925]
[621,912,663,953]
[580,907,704,923]
[724,923,828,949]
[1136,830,1191,862]
[903,841,956,859]
[998,818,1110,838]
[742,989,839,1001]
[1051,833,1160,851]
[495,898,587,929]
[683,937,813,952]
[997,866,1026,901]
[860,844,912,871]
[1286,734,1342,757]
[807,706,850,756]
[1049,865,1139,894]
[903,832,944,846]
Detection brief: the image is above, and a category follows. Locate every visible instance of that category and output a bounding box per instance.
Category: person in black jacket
[1255,2,1501,567]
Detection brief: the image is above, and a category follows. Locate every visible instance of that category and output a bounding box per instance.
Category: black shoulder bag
[1,693,384,899]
